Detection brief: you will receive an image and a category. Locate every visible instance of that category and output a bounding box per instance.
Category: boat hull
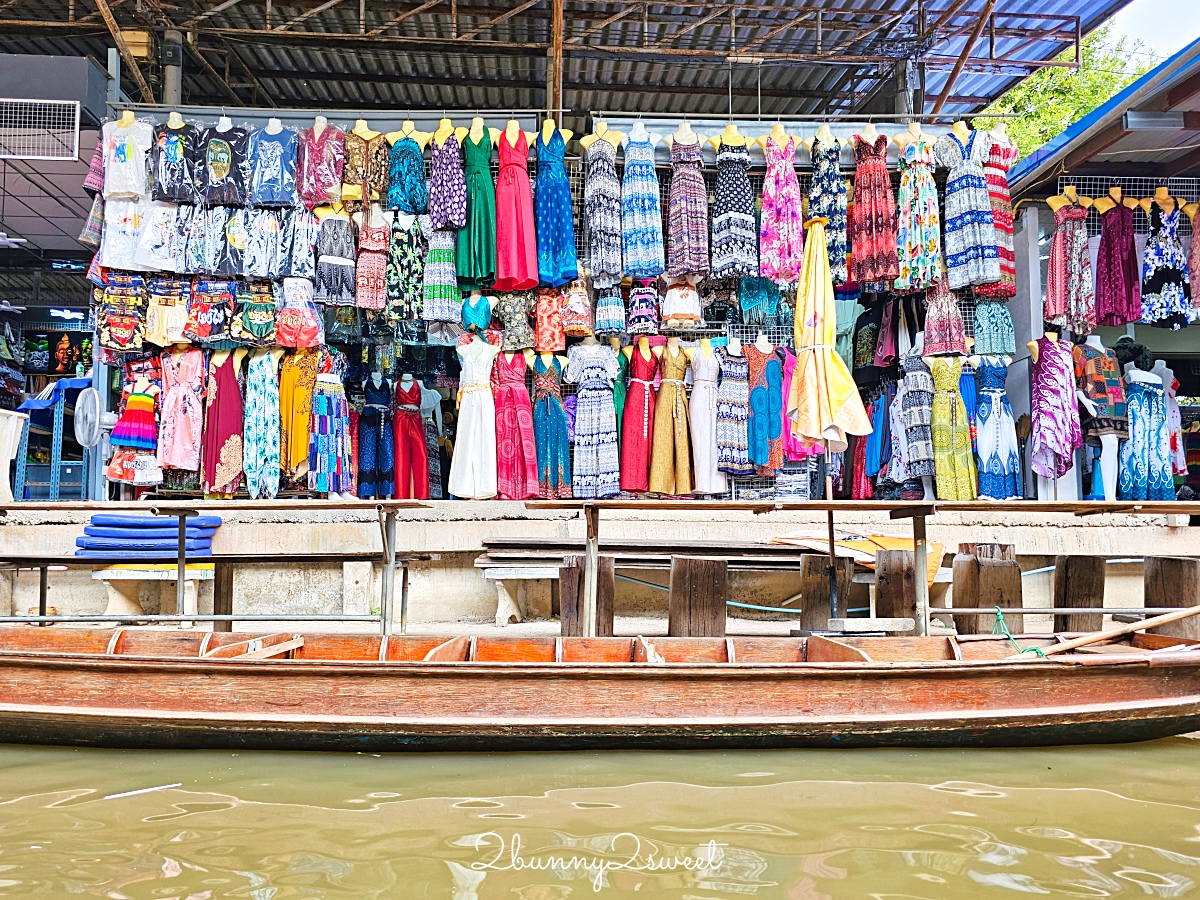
[2,653,1200,751]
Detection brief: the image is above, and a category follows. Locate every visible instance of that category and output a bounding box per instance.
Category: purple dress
[1095,203,1141,327]
[665,140,709,278]
[1030,336,1082,479]
[429,134,467,231]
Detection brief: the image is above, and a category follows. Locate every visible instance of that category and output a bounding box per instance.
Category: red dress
[392,379,428,499]
[620,348,660,493]
[849,134,898,286]
[491,351,539,500]
[493,132,539,292]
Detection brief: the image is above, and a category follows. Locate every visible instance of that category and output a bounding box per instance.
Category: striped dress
[934,131,1000,290]
[666,140,709,278]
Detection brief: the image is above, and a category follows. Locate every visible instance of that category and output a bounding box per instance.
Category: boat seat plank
[203,633,297,659]
[730,638,804,662]
[231,637,305,660]
[472,637,557,663]
[384,636,454,661]
[559,637,635,662]
[841,636,957,662]
[806,635,872,663]
[423,635,472,662]
[294,634,381,661]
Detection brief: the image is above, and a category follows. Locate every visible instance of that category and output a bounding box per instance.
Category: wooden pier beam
[875,550,915,620]
[668,556,727,637]
[1144,557,1200,641]
[951,543,1021,634]
[1053,555,1105,633]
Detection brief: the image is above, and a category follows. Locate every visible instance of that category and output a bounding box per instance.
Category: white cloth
[102,120,154,199]
[689,349,727,494]
[132,201,182,272]
[447,340,501,499]
[99,199,143,270]
[0,409,28,502]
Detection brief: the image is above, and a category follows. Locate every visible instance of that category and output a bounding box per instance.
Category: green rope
[992,607,1046,658]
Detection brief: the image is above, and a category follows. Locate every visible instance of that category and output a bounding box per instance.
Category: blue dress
[974,359,1022,500]
[534,129,578,287]
[532,355,572,498]
[386,136,428,213]
[1119,379,1174,500]
[461,293,492,332]
[621,136,665,278]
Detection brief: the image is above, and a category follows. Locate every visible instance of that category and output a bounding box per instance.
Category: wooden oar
[1008,604,1200,659]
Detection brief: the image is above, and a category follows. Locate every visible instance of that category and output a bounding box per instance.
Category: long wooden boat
[1,627,1200,751]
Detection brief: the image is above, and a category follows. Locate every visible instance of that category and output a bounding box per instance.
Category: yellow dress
[789,218,872,452]
[648,347,693,495]
[279,349,317,477]
[930,356,977,500]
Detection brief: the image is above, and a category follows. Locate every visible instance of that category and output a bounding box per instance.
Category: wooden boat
[1,627,1199,751]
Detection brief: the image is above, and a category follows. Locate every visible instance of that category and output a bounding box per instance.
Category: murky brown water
[1,741,1199,897]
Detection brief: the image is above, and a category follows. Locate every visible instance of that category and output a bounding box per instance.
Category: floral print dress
[710,141,758,279]
[759,135,804,285]
[1141,201,1191,329]
[386,214,431,322]
[807,138,848,284]
[894,138,942,292]
[935,130,1000,290]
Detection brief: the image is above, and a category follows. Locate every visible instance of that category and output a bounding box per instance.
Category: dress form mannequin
[1141,186,1177,214]
[665,121,704,150]
[858,121,879,143]
[708,123,746,150]
[622,335,663,361]
[312,115,328,139]
[352,118,380,139]
[624,120,661,147]
[265,117,284,135]
[802,123,835,152]
[540,117,573,145]
[1047,184,1094,212]
[505,118,536,148]
[386,119,432,150]
[754,331,774,354]
[579,120,624,150]
[166,111,185,129]
[1093,186,1139,215]
[1077,333,1120,501]
[116,109,136,127]
[433,118,455,147]
[460,116,501,149]
[216,114,233,132]
[726,335,743,356]
[892,121,922,149]
[951,120,971,143]
[756,122,794,153]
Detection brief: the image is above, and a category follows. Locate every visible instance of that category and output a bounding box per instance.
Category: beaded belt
[662,378,688,437]
[631,377,655,438]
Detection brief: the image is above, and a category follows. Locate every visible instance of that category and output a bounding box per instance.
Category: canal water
[1,740,1198,897]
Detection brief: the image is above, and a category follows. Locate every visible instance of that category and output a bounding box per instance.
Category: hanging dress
[930,356,977,500]
[393,378,428,500]
[566,344,620,499]
[850,133,899,289]
[491,350,539,500]
[158,348,205,472]
[758,135,804,285]
[807,138,848,284]
[613,345,628,448]
[428,134,467,231]
[976,135,1019,299]
[203,352,244,494]
[1119,378,1174,501]
[665,140,709,278]
[585,138,622,289]
[922,276,967,356]
[342,131,389,207]
[279,350,318,478]
[1045,201,1095,333]
[111,385,158,453]
[1141,201,1191,329]
[386,214,430,324]
[935,130,1000,290]
[710,141,758,279]
[387,136,427,213]
[531,354,572,498]
[894,137,942,292]
[493,131,539,292]
[243,350,281,500]
[627,280,659,335]
[457,130,497,291]
[621,135,665,279]
[448,339,502,499]
[648,346,693,495]
[314,214,356,306]
[423,229,459,328]
[355,220,389,311]
[1030,335,1082,480]
[620,347,660,492]
[688,348,727,495]
[534,128,578,287]
[595,287,625,335]
[715,346,754,476]
[497,289,536,350]
[1096,202,1141,326]
[900,350,935,479]
[744,345,784,476]
[974,358,1022,500]
[309,366,353,495]
[974,300,1016,357]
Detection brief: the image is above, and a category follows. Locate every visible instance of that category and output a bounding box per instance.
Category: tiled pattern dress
[621,136,665,278]
[901,350,935,478]
[1119,379,1174,500]
[1045,202,1095,333]
[934,131,1000,290]
[922,277,967,356]
[745,345,784,476]
[710,141,758,279]
[665,140,709,278]
[566,344,621,499]
[807,138,848,284]
[974,359,1022,500]
[759,135,804,285]
[930,356,977,500]
[715,347,754,476]
[894,138,942,291]
[585,139,622,290]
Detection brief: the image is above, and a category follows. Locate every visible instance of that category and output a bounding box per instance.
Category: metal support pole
[176,513,187,624]
[38,566,48,625]
[582,504,599,638]
[380,509,397,635]
[826,509,839,620]
[399,561,410,635]
[162,29,183,106]
[913,513,929,636]
[49,394,64,501]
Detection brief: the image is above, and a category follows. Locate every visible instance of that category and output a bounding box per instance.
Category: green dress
[613,347,628,451]
[457,130,497,290]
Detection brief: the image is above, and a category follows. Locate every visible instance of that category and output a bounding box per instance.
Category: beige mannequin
[579,120,624,150]
[608,335,622,354]
[1047,185,1093,212]
[708,123,746,150]
[726,335,743,356]
[351,118,380,139]
[892,121,922,149]
[951,120,971,143]
[756,122,793,152]
[313,202,347,221]
[432,118,456,147]
[312,115,328,139]
[580,333,600,347]
[698,337,714,359]
[1185,199,1200,222]
[540,117,573,145]
[858,121,879,144]
[1093,186,1139,214]
[664,336,688,368]
[459,116,501,149]
[1026,330,1058,365]
[352,202,386,230]
[665,122,704,149]
[166,111,185,129]
[622,336,663,362]
[269,347,286,370]
[802,123,835,152]
[754,332,774,355]
[1140,186,1177,215]
[505,119,536,148]
[990,122,1010,144]
[116,109,136,127]
[386,119,432,150]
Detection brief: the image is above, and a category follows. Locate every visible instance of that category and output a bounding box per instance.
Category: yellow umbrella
[788,217,872,453]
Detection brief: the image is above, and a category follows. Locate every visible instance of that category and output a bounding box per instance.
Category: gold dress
[930,356,977,500]
[648,347,693,495]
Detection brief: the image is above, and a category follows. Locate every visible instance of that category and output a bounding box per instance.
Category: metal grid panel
[1057,175,1200,238]
[0,99,79,160]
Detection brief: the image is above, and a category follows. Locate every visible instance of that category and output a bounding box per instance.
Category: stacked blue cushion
[74,513,222,558]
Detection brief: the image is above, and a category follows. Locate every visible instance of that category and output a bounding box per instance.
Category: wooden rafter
[456,0,540,40]
[367,0,443,36]
[91,0,155,102]
[931,0,995,114]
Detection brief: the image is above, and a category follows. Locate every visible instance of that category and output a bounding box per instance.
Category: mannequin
[1046,185,1093,212]
[265,117,284,135]
[1141,186,1177,214]
[726,335,743,356]
[313,200,347,221]
[1184,198,1200,222]
[951,119,971,143]
[754,331,774,354]
[432,117,456,147]
[892,121,922,149]
[386,119,432,150]
[166,111,185,129]
[708,123,746,150]
[665,121,704,149]
[460,116,501,149]
[505,118,536,148]
[216,114,233,132]
[116,109,136,127]
[351,118,380,139]
[625,120,661,147]
[312,115,328,139]
[990,122,1009,144]
[540,117,573,145]
[1093,185,1139,215]
[757,121,793,152]
[579,120,624,150]
[622,335,663,362]
[1076,333,1120,501]
[802,123,835,152]
[858,121,879,144]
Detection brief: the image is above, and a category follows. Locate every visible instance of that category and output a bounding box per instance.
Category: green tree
[973,24,1156,155]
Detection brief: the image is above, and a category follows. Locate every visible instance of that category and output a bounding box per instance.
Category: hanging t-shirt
[198,125,250,206]
[274,207,297,278]
[99,199,143,269]
[243,209,281,279]
[287,209,321,279]
[151,123,200,204]
[851,302,884,388]
[247,127,299,207]
[214,208,250,277]
[132,201,183,273]
[102,119,154,199]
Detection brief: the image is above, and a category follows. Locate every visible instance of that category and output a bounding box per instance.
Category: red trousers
[393,408,429,499]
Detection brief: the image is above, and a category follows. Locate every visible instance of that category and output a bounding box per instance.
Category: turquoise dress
[532,355,572,498]
[534,129,578,287]
[461,293,492,332]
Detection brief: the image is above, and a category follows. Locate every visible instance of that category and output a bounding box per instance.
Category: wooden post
[212,563,234,633]
[1144,558,1200,640]
[559,554,584,638]
[799,555,854,632]
[952,543,1021,635]
[875,550,916,620]
[547,0,564,122]
[596,555,615,637]
[581,504,600,637]
[1052,555,1105,633]
[668,556,727,637]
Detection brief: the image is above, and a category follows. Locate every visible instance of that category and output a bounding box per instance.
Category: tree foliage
[973,24,1156,156]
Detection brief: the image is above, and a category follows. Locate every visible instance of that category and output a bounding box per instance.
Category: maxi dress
[715,346,754,476]
[566,343,621,499]
[534,128,578,287]
[202,352,243,495]
[894,137,942,291]
[585,139,623,289]
[690,349,727,494]
[532,354,572,498]
[974,358,1022,500]
[1096,203,1141,326]
[1119,379,1174,501]
[745,345,784,476]
[620,347,660,492]
[935,130,1000,290]
[648,346,693,495]
[976,135,1019,299]
[666,140,709,278]
[456,130,497,291]
[157,347,205,471]
[1045,201,1095,333]
[930,356,977,500]
[621,136,665,278]
[491,350,539,500]
[850,133,899,289]
[1030,336,1082,480]
[493,132,539,292]
[710,141,758,279]
[759,135,804,285]
[807,139,848,284]
[243,349,281,500]
[448,339,502,499]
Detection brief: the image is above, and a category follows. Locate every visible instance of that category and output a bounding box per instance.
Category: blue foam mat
[76,536,213,551]
[74,549,214,558]
[89,514,223,528]
[84,526,217,540]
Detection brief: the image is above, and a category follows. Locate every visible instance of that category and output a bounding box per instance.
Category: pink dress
[759,135,804,284]
[1030,336,1082,480]
[491,350,539,500]
[493,132,539,292]
[158,348,206,471]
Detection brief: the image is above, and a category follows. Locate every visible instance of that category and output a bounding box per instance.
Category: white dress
[448,339,502,499]
[690,349,727,494]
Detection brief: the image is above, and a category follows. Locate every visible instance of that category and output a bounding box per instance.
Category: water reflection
[0,741,1199,896]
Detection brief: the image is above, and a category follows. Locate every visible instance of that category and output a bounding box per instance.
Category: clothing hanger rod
[590,110,1022,120]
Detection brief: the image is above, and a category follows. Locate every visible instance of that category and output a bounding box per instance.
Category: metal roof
[1009,35,1200,194]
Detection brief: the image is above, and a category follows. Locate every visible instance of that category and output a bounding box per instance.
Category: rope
[991,606,1045,658]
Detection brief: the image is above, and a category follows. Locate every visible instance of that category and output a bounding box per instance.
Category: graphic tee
[102,119,154,199]
[198,125,250,206]
[151,123,200,203]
